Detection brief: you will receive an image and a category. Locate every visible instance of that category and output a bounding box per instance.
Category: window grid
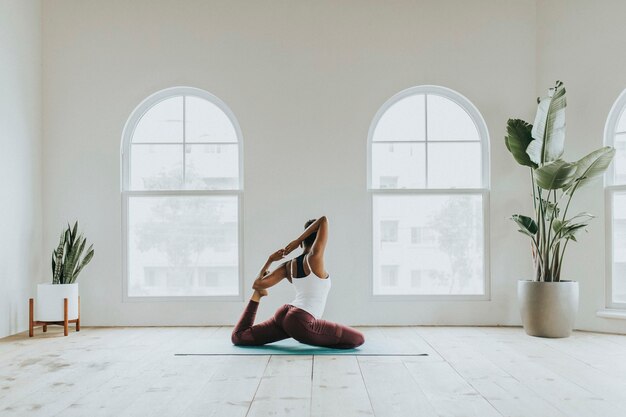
[130,141,238,146]
[128,96,241,192]
[425,95,428,186]
[606,93,626,309]
[182,96,186,185]
[122,87,243,301]
[370,94,483,190]
[369,86,490,300]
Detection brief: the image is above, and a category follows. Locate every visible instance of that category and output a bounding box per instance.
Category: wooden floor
[1,326,626,417]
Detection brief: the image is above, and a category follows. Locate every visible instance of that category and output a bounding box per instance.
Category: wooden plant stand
[29,297,80,337]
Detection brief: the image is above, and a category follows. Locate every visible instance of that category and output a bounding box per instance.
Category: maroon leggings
[231,301,365,349]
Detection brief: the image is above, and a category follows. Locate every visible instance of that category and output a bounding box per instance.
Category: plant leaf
[565,146,616,193]
[570,212,595,221]
[511,214,538,236]
[552,213,594,242]
[527,81,566,165]
[517,228,536,238]
[505,119,537,168]
[561,224,588,241]
[534,159,577,189]
[64,235,85,282]
[53,233,65,284]
[71,237,87,278]
[52,222,94,283]
[73,246,94,280]
[64,228,71,254]
[536,197,560,221]
[546,201,560,221]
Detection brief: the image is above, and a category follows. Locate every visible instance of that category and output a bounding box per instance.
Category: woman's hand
[283,240,300,255]
[268,249,285,262]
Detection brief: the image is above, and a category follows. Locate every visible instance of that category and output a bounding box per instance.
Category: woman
[231,216,365,349]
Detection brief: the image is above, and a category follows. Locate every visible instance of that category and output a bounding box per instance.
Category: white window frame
[604,89,626,310]
[120,86,244,302]
[367,85,491,301]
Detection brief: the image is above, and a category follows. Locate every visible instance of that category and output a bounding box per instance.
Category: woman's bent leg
[283,308,365,349]
[231,301,290,346]
[323,322,365,349]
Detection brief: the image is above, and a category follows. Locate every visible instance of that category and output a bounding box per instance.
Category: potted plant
[505,81,615,338]
[37,221,94,322]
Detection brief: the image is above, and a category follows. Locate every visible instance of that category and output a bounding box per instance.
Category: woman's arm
[252,249,288,290]
[283,216,329,257]
[309,216,328,259]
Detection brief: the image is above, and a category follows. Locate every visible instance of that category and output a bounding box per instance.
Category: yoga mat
[176,337,428,356]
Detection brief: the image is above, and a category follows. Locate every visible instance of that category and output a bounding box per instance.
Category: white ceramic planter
[518,280,579,338]
[36,283,79,322]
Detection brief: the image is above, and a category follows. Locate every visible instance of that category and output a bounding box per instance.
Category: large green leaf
[511,214,538,237]
[73,237,87,277]
[71,221,78,243]
[53,233,65,284]
[505,119,537,168]
[72,245,94,283]
[566,146,616,193]
[552,213,594,242]
[534,159,577,190]
[553,222,588,243]
[63,235,85,283]
[527,81,567,165]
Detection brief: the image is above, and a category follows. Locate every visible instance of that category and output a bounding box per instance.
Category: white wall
[537,0,626,333]
[42,0,538,327]
[0,0,42,338]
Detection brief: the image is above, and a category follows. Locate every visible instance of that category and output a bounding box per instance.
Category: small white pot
[36,283,79,321]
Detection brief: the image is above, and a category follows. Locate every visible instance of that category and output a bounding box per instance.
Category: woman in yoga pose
[231,216,365,349]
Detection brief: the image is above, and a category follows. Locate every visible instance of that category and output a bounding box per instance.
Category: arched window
[605,90,626,309]
[121,87,242,299]
[368,85,489,298]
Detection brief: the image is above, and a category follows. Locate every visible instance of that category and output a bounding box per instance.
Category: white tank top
[289,255,331,319]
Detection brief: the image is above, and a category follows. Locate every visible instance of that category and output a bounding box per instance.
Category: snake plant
[505,81,615,282]
[51,221,95,284]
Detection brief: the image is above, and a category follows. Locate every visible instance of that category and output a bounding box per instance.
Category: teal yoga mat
[175,337,428,356]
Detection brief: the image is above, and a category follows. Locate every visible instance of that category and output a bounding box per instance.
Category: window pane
[185,96,237,143]
[128,195,239,297]
[185,144,239,190]
[373,194,484,295]
[613,134,626,185]
[130,144,183,190]
[371,143,425,189]
[427,142,482,188]
[613,192,626,303]
[132,97,183,143]
[427,95,479,141]
[373,94,425,142]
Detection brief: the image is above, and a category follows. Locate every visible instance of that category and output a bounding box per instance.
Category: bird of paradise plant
[505,81,615,282]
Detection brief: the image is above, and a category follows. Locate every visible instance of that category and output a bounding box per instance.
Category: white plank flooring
[1,326,625,417]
